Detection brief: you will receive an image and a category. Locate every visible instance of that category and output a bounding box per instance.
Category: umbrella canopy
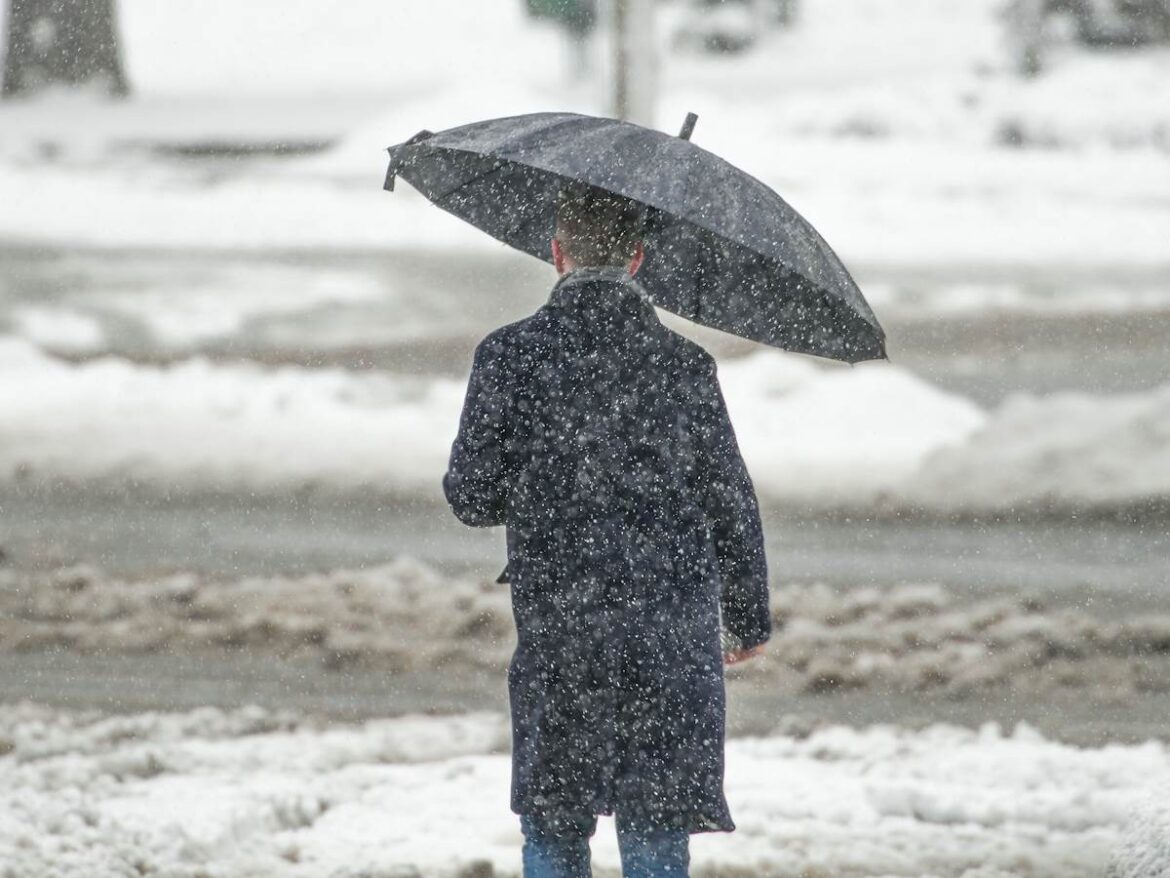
[384,112,885,363]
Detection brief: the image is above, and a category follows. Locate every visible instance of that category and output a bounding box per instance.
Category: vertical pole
[611,0,655,126]
[612,0,630,120]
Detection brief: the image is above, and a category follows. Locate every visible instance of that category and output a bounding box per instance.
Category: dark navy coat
[444,267,770,833]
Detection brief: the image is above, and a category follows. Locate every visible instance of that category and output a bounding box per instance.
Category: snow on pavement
[0,702,1165,878]
[5,559,1170,700]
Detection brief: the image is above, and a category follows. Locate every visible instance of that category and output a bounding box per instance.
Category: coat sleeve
[694,358,771,649]
[443,336,515,528]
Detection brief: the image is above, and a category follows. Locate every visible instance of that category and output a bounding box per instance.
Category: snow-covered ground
[3,334,1168,515]
[3,5,1168,874]
[0,701,1165,878]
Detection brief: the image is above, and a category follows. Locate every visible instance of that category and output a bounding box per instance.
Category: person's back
[444,185,770,878]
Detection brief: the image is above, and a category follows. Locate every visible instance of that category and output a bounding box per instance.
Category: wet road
[4,484,1167,617]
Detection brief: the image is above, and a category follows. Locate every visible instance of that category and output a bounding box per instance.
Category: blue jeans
[520,812,690,878]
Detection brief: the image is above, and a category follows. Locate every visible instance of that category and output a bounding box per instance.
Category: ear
[628,241,645,276]
[552,237,567,275]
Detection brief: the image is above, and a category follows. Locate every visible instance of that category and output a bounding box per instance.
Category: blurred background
[1,1,1169,875]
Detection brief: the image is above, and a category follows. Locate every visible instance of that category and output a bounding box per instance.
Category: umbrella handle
[678,112,698,141]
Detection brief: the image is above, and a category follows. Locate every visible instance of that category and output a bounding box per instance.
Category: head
[552,184,645,277]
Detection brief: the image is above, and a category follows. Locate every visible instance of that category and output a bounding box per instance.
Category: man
[444,184,770,878]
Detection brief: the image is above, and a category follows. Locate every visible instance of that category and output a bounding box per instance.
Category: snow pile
[0,336,461,495]
[0,704,511,878]
[1109,787,1170,878]
[0,703,1165,877]
[0,339,981,505]
[902,385,1170,515]
[5,560,1170,700]
[6,336,1170,515]
[720,353,984,506]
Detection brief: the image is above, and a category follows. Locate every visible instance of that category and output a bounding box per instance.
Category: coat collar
[548,266,654,313]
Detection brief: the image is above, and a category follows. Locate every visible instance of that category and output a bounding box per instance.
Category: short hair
[555,184,645,268]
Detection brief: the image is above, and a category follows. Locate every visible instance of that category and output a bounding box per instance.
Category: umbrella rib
[428,149,581,257]
[426,115,611,207]
[428,115,600,204]
[431,153,513,205]
[510,201,556,260]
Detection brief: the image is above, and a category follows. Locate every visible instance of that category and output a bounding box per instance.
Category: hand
[723,644,765,665]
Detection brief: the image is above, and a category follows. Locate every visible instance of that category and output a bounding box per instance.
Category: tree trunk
[2,0,130,99]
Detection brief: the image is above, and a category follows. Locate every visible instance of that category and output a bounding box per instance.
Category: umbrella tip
[678,112,698,141]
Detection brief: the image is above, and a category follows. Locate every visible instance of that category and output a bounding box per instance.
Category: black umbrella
[384,111,885,363]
